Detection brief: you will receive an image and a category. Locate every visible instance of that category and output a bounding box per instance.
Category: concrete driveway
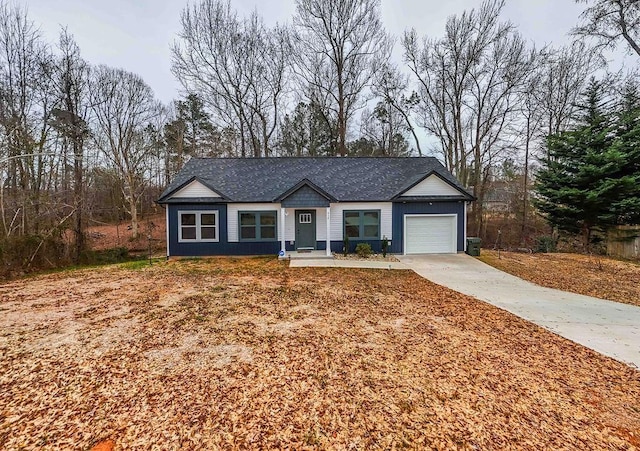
[397,254,640,368]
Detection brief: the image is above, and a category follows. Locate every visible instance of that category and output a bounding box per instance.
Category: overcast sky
[22,0,628,104]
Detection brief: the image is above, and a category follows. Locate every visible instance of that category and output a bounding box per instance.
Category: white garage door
[404,215,457,254]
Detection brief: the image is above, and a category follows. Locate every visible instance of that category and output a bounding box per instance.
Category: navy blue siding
[333,239,383,253]
[281,185,330,208]
[391,201,466,253]
[168,204,280,256]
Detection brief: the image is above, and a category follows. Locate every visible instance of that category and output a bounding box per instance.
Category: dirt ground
[1,258,639,450]
[86,215,166,254]
[479,250,640,307]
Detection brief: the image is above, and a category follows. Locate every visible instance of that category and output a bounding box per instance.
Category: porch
[278,249,334,260]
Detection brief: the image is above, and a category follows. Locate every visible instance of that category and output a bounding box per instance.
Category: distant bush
[80,247,130,265]
[355,242,372,258]
[0,233,70,278]
[536,236,557,253]
[343,236,350,256]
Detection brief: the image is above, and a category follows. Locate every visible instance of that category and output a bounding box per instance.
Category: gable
[280,184,330,208]
[401,174,463,197]
[171,180,221,199]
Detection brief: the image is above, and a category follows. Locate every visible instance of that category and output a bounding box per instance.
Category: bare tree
[535,42,602,140]
[0,1,54,236]
[359,102,411,156]
[49,29,90,262]
[171,0,290,157]
[572,0,640,56]
[403,0,534,235]
[294,0,392,156]
[90,66,160,238]
[371,63,422,155]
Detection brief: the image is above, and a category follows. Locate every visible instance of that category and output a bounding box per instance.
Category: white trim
[165,206,170,257]
[325,207,331,257]
[403,214,457,255]
[280,207,286,254]
[177,210,220,243]
[464,202,468,250]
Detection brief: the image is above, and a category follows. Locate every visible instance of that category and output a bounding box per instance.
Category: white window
[299,213,312,224]
[178,211,219,242]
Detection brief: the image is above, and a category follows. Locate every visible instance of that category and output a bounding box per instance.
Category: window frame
[343,209,381,240]
[177,210,219,243]
[238,210,279,242]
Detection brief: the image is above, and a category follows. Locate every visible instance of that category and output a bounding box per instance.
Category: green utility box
[466,237,481,256]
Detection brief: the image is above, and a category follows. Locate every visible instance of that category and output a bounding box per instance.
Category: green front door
[295,210,316,250]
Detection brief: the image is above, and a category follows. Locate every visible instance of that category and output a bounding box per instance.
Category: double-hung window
[239,211,278,241]
[344,210,380,239]
[178,211,219,242]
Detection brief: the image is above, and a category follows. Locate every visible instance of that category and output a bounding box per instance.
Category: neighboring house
[157,157,474,257]
[481,180,517,213]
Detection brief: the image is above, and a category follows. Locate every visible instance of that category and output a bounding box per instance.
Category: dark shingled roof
[157,157,473,203]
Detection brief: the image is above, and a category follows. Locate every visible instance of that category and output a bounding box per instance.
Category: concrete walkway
[289,258,409,270]
[397,254,640,368]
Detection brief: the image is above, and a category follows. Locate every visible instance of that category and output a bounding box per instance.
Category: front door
[295,210,316,250]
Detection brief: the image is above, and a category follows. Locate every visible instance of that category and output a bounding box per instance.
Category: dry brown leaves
[1,257,639,450]
[86,215,166,253]
[479,250,640,307]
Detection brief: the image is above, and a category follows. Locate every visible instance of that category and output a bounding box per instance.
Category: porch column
[280,207,286,255]
[326,207,331,257]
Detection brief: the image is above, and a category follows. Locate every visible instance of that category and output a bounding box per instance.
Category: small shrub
[80,246,130,264]
[381,236,389,257]
[536,236,557,253]
[343,236,350,256]
[355,242,372,258]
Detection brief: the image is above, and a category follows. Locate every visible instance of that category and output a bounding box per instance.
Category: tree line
[0,0,638,273]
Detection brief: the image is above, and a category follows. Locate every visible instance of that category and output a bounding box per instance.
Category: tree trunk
[521,115,531,245]
[73,139,84,263]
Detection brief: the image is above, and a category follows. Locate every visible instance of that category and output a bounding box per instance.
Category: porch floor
[280,250,333,260]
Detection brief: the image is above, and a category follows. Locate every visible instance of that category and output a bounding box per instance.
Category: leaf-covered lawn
[1,257,639,450]
[478,250,640,307]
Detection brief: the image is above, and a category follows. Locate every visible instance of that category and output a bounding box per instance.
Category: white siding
[284,208,328,242]
[402,175,461,197]
[285,209,295,242]
[172,180,221,198]
[329,202,392,241]
[316,209,327,241]
[227,203,282,242]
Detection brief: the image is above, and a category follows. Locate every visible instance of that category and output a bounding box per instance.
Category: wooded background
[1,0,638,274]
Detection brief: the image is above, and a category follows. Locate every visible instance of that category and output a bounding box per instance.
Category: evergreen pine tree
[535,79,615,247]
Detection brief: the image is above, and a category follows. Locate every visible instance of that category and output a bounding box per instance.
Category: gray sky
[22,0,623,104]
